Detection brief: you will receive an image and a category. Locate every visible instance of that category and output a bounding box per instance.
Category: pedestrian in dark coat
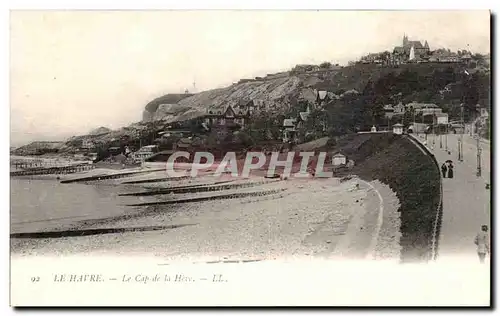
[441,163,448,178]
[447,162,454,179]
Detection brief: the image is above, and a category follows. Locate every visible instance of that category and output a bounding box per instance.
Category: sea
[10,178,140,234]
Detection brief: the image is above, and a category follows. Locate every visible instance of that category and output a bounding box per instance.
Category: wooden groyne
[60,168,165,184]
[119,180,238,196]
[10,223,196,239]
[120,179,274,197]
[126,188,286,207]
[10,163,94,177]
[120,176,189,184]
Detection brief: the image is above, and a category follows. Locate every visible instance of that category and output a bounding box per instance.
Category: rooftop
[283,118,297,127]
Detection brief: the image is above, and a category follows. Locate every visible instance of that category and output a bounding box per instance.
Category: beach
[10,165,402,263]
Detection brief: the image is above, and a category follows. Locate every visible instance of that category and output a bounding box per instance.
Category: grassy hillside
[331,133,441,262]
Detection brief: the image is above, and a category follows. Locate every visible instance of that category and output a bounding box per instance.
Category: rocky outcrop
[152,103,195,122]
[149,75,317,123]
[13,141,65,155]
[142,63,419,123]
[143,93,195,122]
[89,126,111,136]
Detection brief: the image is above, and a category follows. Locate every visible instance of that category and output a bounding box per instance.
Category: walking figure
[447,161,454,179]
[441,163,448,178]
[474,225,490,263]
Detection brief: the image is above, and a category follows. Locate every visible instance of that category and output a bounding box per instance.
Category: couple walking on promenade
[441,161,454,179]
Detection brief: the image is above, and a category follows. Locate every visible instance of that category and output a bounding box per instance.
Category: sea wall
[335,133,441,262]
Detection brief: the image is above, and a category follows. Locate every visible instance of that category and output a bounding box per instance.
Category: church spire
[424,40,429,49]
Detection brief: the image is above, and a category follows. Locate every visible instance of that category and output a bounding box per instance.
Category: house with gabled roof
[282,118,297,143]
[316,90,329,105]
[282,102,314,143]
[200,104,250,131]
[236,99,256,115]
[383,104,395,119]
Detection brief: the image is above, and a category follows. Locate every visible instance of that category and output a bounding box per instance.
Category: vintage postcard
[9,10,491,306]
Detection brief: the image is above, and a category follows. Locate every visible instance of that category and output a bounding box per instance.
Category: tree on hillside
[304,109,326,134]
[472,53,484,61]
[245,113,283,143]
[461,73,481,121]
[361,81,386,126]
[234,131,254,148]
[380,51,391,64]
[320,61,332,69]
[402,109,414,126]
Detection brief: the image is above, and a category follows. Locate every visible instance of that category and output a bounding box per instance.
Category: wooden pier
[10,163,94,177]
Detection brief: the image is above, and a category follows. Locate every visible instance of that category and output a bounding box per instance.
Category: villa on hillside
[316,90,330,108]
[282,104,312,143]
[383,102,406,118]
[235,99,257,115]
[291,64,321,73]
[394,102,405,115]
[200,104,252,130]
[406,102,443,116]
[361,53,384,64]
[280,88,332,143]
[429,49,460,63]
[282,118,297,143]
[383,104,395,119]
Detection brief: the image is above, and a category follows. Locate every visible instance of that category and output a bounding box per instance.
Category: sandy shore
[11,171,401,263]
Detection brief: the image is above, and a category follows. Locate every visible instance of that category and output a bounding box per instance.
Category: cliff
[12,141,65,156]
[142,93,195,122]
[89,126,112,136]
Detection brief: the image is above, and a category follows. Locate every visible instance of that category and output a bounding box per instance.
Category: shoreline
[11,170,402,262]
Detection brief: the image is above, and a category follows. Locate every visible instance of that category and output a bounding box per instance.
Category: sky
[10,10,490,146]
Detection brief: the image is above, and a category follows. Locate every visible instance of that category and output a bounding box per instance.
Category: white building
[132,145,159,163]
[332,153,347,166]
[393,123,404,135]
[434,113,449,125]
[282,118,297,143]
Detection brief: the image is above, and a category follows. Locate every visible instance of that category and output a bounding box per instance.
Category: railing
[407,134,444,261]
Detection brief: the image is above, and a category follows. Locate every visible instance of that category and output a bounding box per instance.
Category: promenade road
[416,133,491,264]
